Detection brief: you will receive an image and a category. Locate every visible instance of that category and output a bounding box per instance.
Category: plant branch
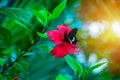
[1,40,36,74]
[1,28,47,74]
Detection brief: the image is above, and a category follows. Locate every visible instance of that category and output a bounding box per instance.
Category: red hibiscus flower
[14,76,18,80]
[47,25,78,58]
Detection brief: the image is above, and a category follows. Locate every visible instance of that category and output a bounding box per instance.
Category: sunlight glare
[112,21,120,38]
[88,22,105,38]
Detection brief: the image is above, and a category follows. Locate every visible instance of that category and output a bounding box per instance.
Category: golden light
[78,0,120,75]
[112,21,120,38]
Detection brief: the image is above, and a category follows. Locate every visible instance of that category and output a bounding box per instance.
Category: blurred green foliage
[0,0,81,80]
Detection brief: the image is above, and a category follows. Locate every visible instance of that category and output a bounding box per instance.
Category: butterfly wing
[64,28,78,44]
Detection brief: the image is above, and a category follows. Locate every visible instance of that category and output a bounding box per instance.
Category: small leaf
[17,47,21,56]
[31,9,44,25]
[0,58,5,66]
[31,8,49,27]
[0,74,4,80]
[2,48,12,54]
[15,20,28,30]
[24,52,35,56]
[87,62,106,74]
[56,74,70,80]
[65,55,83,78]
[19,59,30,72]
[52,0,67,19]
[37,32,48,38]
[13,62,23,71]
[13,59,30,72]
[48,12,53,21]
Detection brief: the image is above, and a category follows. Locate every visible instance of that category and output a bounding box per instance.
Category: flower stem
[1,39,37,74]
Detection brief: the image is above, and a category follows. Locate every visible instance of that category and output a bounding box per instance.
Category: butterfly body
[64,28,78,44]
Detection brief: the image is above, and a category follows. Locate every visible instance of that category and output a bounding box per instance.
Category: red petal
[74,44,80,52]
[51,43,68,58]
[47,30,63,44]
[14,76,18,80]
[65,43,79,54]
[57,25,71,34]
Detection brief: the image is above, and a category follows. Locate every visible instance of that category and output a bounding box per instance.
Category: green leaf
[31,8,49,27]
[0,74,4,80]
[37,32,48,38]
[24,52,35,56]
[17,47,22,56]
[56,74,71,80]
[2,48,12,54]
[31,9,44,24]
[48,12,53,21]
[65,55,83,78]
[0,26,11,48]
[0,58,5,66]
[52,0,67,19]
[0,8,33,28]
[87,62,106,74]
[13,59,30,72]
[14,20,28,30]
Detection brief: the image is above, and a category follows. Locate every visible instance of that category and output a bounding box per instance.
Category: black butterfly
[64,28,78,44]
